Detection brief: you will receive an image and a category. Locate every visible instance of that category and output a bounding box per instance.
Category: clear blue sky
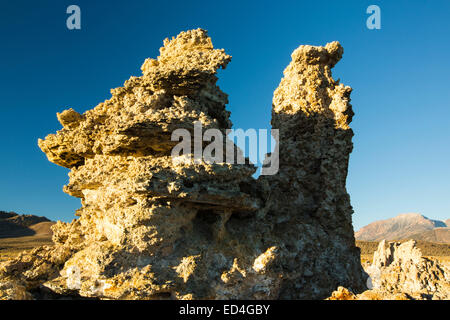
[1,0,449,230]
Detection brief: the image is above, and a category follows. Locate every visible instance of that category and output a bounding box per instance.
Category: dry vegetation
[1,237,449,265]
[0,235,53,263]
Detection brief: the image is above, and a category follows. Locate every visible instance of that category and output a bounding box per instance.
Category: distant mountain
[0,211,54,238]
[355,213,450,243]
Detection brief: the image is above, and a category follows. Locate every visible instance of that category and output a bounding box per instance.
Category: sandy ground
[1,237,449,267]
[0,235,53,263]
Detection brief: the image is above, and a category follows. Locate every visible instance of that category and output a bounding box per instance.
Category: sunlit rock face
[329,240,450,300]
[364,240,450,299]
[0,29,365,300]
[260,41,365,298]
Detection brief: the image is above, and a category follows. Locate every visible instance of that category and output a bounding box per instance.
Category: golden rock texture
[0,280,33,300]
[364,240,450,299]
[0,29,366,299]
[329,240,450,300]
[326,286,357,300]
[259,41,365,298]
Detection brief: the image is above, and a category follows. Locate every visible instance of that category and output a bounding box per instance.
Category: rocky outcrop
[259,41,365,298]
[330,240,450,300]
[0,29,365,299]
[365,240,450,299]
[0,280,33,300]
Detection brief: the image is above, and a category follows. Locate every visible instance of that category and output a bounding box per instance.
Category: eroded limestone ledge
[0,29,366,300]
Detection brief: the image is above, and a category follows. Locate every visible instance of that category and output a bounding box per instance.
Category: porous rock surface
[329,240,450,300]
[0,29,365,299]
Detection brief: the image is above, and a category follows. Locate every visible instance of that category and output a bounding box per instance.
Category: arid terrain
[356,240,450,264]
[355,213,450,266]
[2,236,449,266]
[0,211,54,263]
[0,235,53,263]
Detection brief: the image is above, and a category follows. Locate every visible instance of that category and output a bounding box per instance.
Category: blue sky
[0,0,449,230]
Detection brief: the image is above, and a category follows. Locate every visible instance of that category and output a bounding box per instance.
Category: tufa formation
[260,41,363,297]
[329,240,450,300]
[364,240,450,299]
[0,29,366,299]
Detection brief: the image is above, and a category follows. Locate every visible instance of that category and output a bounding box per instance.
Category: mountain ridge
[355,213,449,243]
[0,210,54,238]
